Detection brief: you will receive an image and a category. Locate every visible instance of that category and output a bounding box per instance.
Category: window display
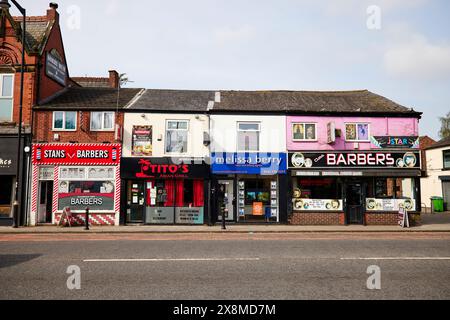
[292,178,343,211]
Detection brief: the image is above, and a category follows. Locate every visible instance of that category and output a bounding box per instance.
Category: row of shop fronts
[28,143,421,226]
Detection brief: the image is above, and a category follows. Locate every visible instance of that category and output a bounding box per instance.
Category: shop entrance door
[38,181,53,224]
[128,181,145,223]
[443,182,450,211]
[217,180,234,222]
[346,183,364,224]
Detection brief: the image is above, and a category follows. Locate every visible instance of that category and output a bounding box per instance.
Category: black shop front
[120,157,210,225]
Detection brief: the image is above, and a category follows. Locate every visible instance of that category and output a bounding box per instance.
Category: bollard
[222,211,226,230]
[85,207,89,230]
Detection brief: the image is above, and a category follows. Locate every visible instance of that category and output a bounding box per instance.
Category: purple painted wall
[287,116,419,151]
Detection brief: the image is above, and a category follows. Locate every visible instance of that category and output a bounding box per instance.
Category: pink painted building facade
[287,115,422,226]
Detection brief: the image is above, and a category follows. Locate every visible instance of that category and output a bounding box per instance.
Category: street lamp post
[0,0,26,228]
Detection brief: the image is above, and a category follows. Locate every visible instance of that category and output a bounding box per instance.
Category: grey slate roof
[215,90,418,114]
[72,77,111,88]
[128,89,420,115]
[128,89,215,112]
[35,87,143,110]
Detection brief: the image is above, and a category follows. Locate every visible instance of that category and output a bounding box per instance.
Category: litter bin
[430,197,444,213]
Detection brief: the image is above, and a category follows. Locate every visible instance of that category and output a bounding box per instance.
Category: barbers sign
[288,151,420,169]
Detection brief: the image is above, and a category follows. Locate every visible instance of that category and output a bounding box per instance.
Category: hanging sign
[46,51,67,86]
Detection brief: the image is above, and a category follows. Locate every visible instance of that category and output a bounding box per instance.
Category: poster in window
[346,124,357,140]
[292,124,304,140]
[357,124,369,140]
[253,202,263,216]
[132,126,153,156]
[305,124,316,140]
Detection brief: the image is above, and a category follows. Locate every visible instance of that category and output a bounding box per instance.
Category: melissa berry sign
[288,151,420,169]
[32,144,120,165]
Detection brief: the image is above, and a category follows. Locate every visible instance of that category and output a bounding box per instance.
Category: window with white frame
[345,123,370,141]
[53,111,77,131]
[90,112,115,131]
[292,123,317,141]
[0,74,14,122]
[165,120,188,153]
[237,122,260,152]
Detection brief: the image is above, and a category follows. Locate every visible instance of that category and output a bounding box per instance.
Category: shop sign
[288,152,420,169]
[370,136,419,149]
[58,193,114,211]
[211,152,287,175]
[132,126,153,156]
[146,207,175,224]
[366,198,415,211]
[293,199,343,211]
[46,51,67,86]
[175,208,204,224]
[32,144,121,165]
[327,122,336,144]
[0,138,18,175]
[121,157,210,179]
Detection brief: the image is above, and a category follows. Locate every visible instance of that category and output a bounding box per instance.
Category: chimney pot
[47,2,59,22]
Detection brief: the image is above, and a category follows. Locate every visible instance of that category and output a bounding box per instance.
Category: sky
[11,0,450,140]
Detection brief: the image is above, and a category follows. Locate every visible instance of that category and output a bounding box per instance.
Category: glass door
[217,180,234,222]
[127,181,145,223]
[346,183,364,224]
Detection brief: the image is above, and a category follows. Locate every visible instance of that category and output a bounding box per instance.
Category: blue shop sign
[211,152,287,175]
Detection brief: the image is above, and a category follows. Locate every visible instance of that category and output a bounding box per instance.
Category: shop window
[292,178,343,211]
[237,122,260,152]
[366,178,416,211]
[146,179,204,207]
[0,176,13,218]
[53,111,77,131]
[90,112,115,131]
[444,150,450,169]
[244,179,270,206]
[292,123,316,141]
[165,120,188,154]
[58,167,115,211]
[0,74,14,122]
[345,123,369,141]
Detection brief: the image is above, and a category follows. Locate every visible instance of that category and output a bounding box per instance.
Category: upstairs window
[165,120,188,154]
[444,150,450,170]
[91,112,115,131]
[237,122,260,152]
[345,123,370,141]
[53,111,77,131]
[292,123,317,141]
[0,74,14,122]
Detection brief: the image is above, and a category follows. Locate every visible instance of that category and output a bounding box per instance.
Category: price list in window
[238,180,245,217]
[270,181,278,218]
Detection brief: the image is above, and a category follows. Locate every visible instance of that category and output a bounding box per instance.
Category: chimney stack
[109,70,119,89]
[47,3,59,23]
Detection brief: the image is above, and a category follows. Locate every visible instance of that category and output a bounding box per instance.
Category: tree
[439,112,450,139]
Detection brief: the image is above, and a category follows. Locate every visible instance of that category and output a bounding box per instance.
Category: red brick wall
[289,212,345,225]
[33,110,124,143]
[289,212,420,226]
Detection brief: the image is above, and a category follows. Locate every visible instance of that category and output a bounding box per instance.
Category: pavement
[0,212,449,233]
[1,233,449,299]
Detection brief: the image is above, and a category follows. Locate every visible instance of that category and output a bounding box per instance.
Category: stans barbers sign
[32,144,121,165]
[288,151,420,169]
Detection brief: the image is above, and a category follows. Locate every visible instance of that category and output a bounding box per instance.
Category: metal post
[85,207,89,230]
[222,208,226,230]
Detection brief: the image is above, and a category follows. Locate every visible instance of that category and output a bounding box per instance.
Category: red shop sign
[32,144,121,165]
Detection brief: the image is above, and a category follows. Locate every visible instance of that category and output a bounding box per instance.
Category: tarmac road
[0,232,449,300]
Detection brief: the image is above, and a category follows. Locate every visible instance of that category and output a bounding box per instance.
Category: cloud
[105,0,120,17]
[383,34,450,80]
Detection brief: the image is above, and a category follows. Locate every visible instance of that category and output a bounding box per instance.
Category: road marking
[341,257,450,260]
[83,258,260,262]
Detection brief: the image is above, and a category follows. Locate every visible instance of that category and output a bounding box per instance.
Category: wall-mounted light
[157,134,163,141]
